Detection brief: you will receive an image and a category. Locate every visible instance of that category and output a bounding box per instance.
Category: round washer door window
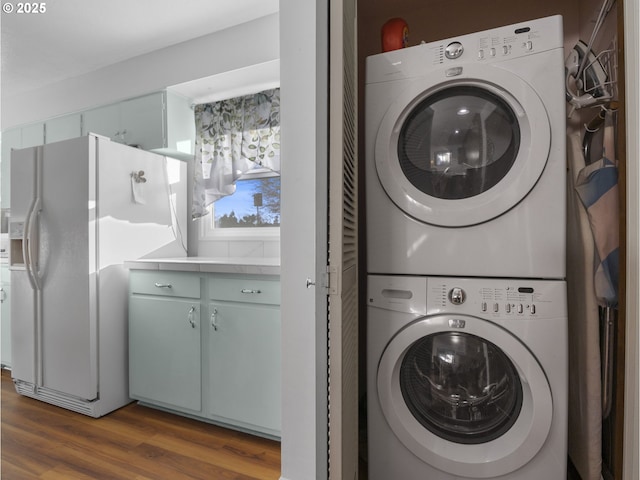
[400,332,523,445]
[374,65,551,227]
[377,315,553,478]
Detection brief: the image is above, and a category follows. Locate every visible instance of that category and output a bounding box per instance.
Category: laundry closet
[357,1,627,479]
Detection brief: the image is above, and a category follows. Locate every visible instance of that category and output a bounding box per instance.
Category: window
[214,175,280,228]
[193,88,280,220]
[201,169,280,238]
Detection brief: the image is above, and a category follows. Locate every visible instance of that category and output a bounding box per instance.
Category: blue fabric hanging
[574,110,619,308]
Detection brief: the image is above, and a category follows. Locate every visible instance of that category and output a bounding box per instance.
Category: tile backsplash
[198,239,280,259]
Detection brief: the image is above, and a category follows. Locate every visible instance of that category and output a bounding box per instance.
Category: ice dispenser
[9,220,27,268]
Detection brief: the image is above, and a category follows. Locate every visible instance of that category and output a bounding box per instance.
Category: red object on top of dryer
[381,18,409,52]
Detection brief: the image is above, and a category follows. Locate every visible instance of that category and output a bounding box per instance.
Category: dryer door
[377,314,553,478]
[374,65,551,227]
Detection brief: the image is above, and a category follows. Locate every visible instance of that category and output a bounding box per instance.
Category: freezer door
[39,136,98,400]
[9,146,37,383]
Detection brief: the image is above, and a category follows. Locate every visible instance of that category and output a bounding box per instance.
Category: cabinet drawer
[130,270,200,299]
[209,276,280,305]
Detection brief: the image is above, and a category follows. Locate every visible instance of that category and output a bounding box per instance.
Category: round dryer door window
[377,314,553,478]
[375,65,551,227]
[398,86,520,200]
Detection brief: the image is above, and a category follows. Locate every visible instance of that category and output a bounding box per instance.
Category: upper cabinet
[119,93,165,150]
[81,104,120,142]
[82,91,195,160]
[83,94,162,149]
[2,90,194,208]
[45,113,82,144]
[21,122,45,148]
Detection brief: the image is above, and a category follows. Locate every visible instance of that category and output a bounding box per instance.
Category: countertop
[124,257,281,275]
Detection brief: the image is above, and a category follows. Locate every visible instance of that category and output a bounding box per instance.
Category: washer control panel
[477,286,537,316]
[426,277,566,319]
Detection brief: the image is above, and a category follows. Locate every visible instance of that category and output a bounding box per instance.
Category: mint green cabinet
[45,113,82,144]
[82,103,120,140]
[20,122,45,148]
[128,269,281,438]
[208,302,281,436]
[129,271,202,413]
[82,94,163,149]
[82,91,194,157]
[1,264,11,368]
[129,297,202,412]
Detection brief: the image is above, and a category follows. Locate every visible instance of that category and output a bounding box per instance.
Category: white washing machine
[367,275,567,480]
[365,16,566,278]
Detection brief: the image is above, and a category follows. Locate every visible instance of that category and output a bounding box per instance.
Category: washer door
[377,314,553,478]
[374,65,551,227]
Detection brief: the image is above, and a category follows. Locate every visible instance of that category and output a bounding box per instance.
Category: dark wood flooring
[1,369,281,479]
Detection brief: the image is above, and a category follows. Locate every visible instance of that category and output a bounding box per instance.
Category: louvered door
[328,0,359,478]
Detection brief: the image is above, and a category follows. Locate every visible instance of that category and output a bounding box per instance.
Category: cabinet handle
[188,306,196,328]
[0,287,5,303]
[241,289,261,294]
[211,308,219,331]
[155,282,172,289]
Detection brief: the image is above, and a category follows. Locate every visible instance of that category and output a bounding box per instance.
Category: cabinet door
[208,302,281,434]
[82,104,120,140]
[1,265,11,368]
[21,123,45,148]
[46,113,82,144]
[165,91,195,155]
[129,296,201,412]
[120,93,165,150]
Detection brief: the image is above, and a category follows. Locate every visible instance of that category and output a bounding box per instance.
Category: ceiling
[0,0,279,97]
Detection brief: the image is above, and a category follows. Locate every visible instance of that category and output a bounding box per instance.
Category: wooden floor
[1,369,281,479]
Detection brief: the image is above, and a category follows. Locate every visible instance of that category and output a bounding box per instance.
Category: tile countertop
[124,257,281,276]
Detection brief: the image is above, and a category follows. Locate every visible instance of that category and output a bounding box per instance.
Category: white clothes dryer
[367,275,568,480]
[365,16,566,278]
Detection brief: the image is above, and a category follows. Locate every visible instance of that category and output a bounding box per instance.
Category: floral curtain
[192,88,280,218]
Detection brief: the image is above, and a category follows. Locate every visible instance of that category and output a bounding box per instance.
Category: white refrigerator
[9,133,187,416]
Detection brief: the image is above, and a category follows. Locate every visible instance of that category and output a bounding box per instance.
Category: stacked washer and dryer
[365,15,568,480]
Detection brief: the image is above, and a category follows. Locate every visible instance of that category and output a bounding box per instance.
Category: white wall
[1,14,279,129]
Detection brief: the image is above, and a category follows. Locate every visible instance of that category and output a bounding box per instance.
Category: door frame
[623,1,639,479]
[279,0,329,479]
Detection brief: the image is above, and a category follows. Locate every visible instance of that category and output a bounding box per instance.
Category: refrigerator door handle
[23,197,38,290]
[26,196,43,291]
[23,145,44,292]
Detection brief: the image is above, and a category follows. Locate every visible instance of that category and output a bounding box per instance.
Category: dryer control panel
[366,15,564,84]
[425,276,567,320]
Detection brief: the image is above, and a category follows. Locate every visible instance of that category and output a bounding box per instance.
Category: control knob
[445,41,464,59]
[448,287,466,305]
